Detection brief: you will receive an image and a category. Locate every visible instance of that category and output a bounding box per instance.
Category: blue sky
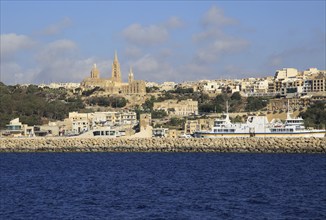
[1,1,325,84]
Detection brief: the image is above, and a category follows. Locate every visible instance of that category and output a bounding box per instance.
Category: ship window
[110,131,115,135]
[93,131,100,136]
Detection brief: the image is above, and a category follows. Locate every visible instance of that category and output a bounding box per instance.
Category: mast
[287,99,292,120]
[225,100,230,121]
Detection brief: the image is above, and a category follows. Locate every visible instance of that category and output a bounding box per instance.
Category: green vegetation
[154,117,186,129]
[245,97,269,112]
[0,83,85,127]
[172,87,194,94]
[141,91,269,115]
[142,96,156,112]
[299,101,326,128]
[151,110,168,119]
[146,86,159,93]
[198,93,244,113]
[87,96,127,108]
[166,117,186,127]
[82,87,104,96]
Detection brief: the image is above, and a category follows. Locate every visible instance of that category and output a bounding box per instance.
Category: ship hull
[194,131,325,138]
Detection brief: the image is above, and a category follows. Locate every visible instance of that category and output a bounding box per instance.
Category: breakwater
[0,137,325,153]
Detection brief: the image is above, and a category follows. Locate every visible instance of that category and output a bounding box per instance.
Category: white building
[4,118,34,137]
[275,68,298,80]
[38,82,81,89]
[159,82,177,91]
[202,81,222,93]
[67,111,137,134]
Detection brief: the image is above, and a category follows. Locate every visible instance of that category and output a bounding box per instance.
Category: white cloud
[192,5,249,64]
[0,33,35,58]
[179,62,212,77]
[124,46,143,58]
[194,36,249,63]
[133,54,159,73]
[32,39,107,83]
[165,16,184,29]
[201,5,237,27]
[193,29,224,42]
[130,54,179,82]
[35,39,77,63]
[122,23,168,46]
[0,35,111,84]
[40,17,72,35]
[213,37,249,53]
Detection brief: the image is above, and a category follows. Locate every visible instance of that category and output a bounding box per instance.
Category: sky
[1,1,325,85]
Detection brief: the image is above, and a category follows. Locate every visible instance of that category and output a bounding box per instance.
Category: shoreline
[0,137,325,153]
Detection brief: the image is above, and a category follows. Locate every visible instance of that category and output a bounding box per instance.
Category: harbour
[1,137,325,153]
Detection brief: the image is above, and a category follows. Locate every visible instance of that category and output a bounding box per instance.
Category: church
[81,52,146,94]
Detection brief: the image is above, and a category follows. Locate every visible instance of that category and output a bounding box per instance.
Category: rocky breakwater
[0,137,325,153]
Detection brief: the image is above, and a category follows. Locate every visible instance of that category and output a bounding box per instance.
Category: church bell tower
[128,66,134,83]
[111,50,122,83]
[90,63,100,78]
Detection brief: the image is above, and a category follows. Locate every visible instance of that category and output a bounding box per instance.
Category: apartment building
[67,111,137,134]
[4,118,34,137]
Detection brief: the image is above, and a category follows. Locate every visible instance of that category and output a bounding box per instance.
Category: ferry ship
[194,102,325,138]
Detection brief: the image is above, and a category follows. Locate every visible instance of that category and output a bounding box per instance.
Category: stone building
[81,52,146,94]
[184,118,212,134]
[66,111,137,134]
[153,99,199,116]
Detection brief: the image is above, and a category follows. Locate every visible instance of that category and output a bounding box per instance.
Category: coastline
[0,137,325,153]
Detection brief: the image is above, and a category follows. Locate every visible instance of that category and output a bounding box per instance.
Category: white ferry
[78,127,121,138]
[194,102,325,138]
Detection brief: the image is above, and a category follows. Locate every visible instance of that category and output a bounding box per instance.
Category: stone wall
[0,137,325,153]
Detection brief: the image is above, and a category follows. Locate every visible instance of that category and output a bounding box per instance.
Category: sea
[1,153,325,219]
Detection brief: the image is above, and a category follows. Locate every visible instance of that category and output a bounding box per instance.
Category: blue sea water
[0,153,325,219]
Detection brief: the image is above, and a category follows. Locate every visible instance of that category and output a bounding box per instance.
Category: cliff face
[0,137,325,153]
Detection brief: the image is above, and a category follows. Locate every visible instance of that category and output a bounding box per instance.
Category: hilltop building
[81,51,146,94]
[153,99,199,116]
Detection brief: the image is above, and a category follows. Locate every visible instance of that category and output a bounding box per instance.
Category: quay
[0,137,325,153]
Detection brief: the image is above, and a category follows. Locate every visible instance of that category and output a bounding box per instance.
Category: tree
[299,101,326,128]
[142,96,156,112]
[146,86,159,93]
[173,87,194,94]
[245,97,268,112]
[0,83,86,128]
[152,110,168,119]
[165,117,185,127]
[231,92,241,101]
[215,94,228,104]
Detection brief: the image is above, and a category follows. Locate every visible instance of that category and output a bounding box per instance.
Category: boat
[194,101,326,138]
[78,126,121,138]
